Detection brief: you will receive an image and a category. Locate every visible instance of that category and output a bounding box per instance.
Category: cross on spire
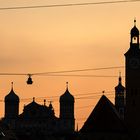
[119,71,122,84]
[66,82,69,90]
[134,18,136,26]
[11,82,14,90]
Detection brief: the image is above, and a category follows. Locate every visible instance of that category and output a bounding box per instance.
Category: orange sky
[0,0,140,129]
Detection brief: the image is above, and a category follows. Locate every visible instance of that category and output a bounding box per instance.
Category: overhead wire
[0,90,115,102]
[0,0,139,10]
[33,66,124,75]
[0,66,124,76]
[37,74,124,78]
[76,94,114,100]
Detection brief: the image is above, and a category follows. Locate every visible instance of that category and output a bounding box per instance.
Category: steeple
[11,82,13,91]
[118,72,122,84]
[44,99,46,106]
[4,82,19,118]
[130,18,139,47]
[33,97,35,102]
[134,18,136,26]
[66,81,68,90]
[115,72,125,93]
[125,20,140,131]
[5,82,19,102]
[115,73,125,119]
[59,82,75,132]
[60,82,74,102]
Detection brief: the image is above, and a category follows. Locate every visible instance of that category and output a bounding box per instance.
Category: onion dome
[60,82,74,102]
[131,19,139,36]
[5,82,19,102]
[115,74,125,92]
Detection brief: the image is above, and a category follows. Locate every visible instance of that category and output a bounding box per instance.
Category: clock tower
[125,19,140,132]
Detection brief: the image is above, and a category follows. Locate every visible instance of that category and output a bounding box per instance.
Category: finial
[119,71,122,84]
[134,18,136,26]
[33,97,35,102]
[66,82,69,90]
[44,99,46,106]
[49,101,53,109]
[102,90,105,95]
[11,82,14,90]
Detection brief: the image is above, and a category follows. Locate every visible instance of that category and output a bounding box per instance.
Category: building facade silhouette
[115,73,125,119]
[78,20,140,140]
[1,20,140,140]
[124,19,140,139]
[2,83,75,140]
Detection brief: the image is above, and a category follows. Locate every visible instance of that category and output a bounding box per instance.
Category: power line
[38,74,124,78]
[0,90,115,102]
[75,91,114,96]
[0,66,124,76]
[76,94,114,100]
[33,66,124,75]
[0,0,139,10]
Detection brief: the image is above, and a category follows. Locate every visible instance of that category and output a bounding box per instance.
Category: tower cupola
[115,73,125,93]
[4,82,19,118]
[59,82,75,132]
[5,83,19,102]
[60,82,74,103]
[115,73,125,119]
[130,19,139,45]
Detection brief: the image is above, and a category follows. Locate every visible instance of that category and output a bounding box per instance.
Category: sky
[0,0,140,129]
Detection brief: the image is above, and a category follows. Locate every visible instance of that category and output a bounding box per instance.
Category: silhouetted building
[2,82,75,140]
[124,19,140,139]
[78,95,130,140]
[115,73,125,119]
[78,20,140,140]
[2,20,140,140]
[60,82,75,132]
[0,121,17,140]
[4,82,19,119]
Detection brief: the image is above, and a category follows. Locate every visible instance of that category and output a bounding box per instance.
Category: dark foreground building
[0,121,18,140]
[78,20,140,140]
[2,20,140,140]
[2,83,75,140]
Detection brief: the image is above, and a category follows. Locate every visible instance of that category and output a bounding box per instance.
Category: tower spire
[134,18,136,26]
[33,97,35,102]
[11,82,14,91]
[119,72,122,84]
[44,99,46,106]
[66,82,69,90]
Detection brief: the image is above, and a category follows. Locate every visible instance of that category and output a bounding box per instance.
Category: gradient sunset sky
[0,0,140,128]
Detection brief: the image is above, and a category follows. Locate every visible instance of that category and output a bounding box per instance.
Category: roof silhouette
[19,99,56,119]
[80,95,126,133]
[60,82,74,102]
[5,88,19,102]
[115,75,125,92]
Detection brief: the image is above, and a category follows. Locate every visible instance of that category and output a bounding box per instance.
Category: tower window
[132,36,138,44]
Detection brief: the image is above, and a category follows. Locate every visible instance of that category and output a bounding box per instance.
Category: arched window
[132,36,138,44]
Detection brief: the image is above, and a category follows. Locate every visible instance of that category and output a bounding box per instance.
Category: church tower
[4,82,19,119]
[59,82,75,132]
[115,73,125,119]
[124,19,140,131]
